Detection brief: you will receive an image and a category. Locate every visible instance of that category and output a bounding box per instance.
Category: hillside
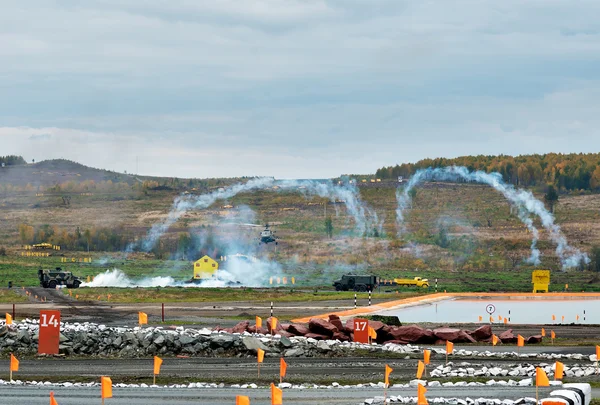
[0,159,137,188]
[1,157,600,290]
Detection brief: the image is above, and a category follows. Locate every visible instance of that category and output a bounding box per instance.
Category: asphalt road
[1,385,593,405]
[3,354,600,386]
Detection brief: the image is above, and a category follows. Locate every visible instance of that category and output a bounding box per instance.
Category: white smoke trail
[396,166,589,269]
[130,177,381,253]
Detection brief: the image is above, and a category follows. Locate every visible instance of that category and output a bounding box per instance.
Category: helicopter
[259,223,278,245]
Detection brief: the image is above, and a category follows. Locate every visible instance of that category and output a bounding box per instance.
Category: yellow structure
[193,255,219,280]
[532,270,550,293]
[61,257,92,263]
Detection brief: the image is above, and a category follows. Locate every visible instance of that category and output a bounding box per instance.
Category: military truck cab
[333,275,378,292]
[38,267,82,289]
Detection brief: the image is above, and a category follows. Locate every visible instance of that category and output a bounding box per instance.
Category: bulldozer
[38,267,82,289]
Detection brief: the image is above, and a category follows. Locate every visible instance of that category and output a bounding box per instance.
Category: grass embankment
[66,287,423,303]
[0,289,29,303]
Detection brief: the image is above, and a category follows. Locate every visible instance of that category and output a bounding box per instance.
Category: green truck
[333,275,378,292]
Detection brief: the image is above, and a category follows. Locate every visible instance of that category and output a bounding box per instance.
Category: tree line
[0,155,27,166]
[18,224,134,252]
[375,153,600,191]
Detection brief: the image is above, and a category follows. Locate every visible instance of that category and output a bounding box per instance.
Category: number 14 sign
[38,310,61,355]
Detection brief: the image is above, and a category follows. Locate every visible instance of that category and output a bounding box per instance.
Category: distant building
[193,255,219,280]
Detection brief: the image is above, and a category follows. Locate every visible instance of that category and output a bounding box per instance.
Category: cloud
[1,1,599,177]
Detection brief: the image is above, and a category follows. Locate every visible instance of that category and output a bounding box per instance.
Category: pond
[376,297,600,324]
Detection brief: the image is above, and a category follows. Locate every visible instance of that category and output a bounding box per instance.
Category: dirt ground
[5,287,600,342]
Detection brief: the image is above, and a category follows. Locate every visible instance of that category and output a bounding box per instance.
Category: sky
[1,0,600,179]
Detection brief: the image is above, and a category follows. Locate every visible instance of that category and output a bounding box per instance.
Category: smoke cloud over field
[396,166,589,269]
[83,269,176,288]
[83,255,283,288]
[129,177,381,254]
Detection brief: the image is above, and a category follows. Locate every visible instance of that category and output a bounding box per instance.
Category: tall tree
[590,246,600,272]
[325,216,333,238]
[544,185,559,213]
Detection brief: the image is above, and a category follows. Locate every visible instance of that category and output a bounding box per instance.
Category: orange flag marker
[445,341,453,364]
[9,353,19,381]
[101,376,112,404]
[368,326,377,343]
[478,315,483,322]
[492,335,499,346]
[551,330,556,344]
[555,361,564,380]
[236,396,250,405]
[5,313,12,325]
[50,391,59,405]
[153,356,163,385]
[385,364,393,387]
[417,383,428,405]
[256,316,262,329]
[535,367,550,403]
[423,349,431,365]
[280,358,287,383]
[257,348,265,377]
[541,328,545,337]
[270,317,278,334]
[271,382,283,405]
[416,360,425,379]
[517,335,525,347]
[138,312,148,326]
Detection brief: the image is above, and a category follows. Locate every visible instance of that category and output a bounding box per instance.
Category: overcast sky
[1,1,599,179]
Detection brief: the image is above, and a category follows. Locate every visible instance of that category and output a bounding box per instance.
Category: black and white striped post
[584,309,586,322]
[435,278,438,293]
[354,293,357,309]
[270,301,273,317]
[368,290,372,306]
[508,309,511,323]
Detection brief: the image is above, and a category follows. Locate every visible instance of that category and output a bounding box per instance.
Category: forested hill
[376,153,600,191]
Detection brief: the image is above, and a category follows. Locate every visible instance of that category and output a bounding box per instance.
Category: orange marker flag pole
[153,356,163,385]
[257,348,264,378]
[517,335,524,355]
[445,341,453,365]
[423,349,431,377]
[555,361,564,381]
[535,367,550,404]
[101,376,112,405]
[596,345,600,374]
[236,395,250,405]
[271,382,283,405]
[417,383,428,405]
[280,357,287,384]
[384,364,393,402]
[256,316,262,329]
[551,330,555,345]
[9,353,18,381]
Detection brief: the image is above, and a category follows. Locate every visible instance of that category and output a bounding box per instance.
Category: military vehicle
[38,267,82,288]
[333,275,378,292]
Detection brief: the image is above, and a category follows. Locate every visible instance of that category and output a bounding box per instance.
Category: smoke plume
[396,166,589,269]
[129,177,380,253]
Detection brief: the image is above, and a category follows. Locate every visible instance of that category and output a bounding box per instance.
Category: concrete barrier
[541,383,591,405]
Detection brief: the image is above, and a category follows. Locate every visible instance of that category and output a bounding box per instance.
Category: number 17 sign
[353,318,369,344]
[38,310,61,355]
